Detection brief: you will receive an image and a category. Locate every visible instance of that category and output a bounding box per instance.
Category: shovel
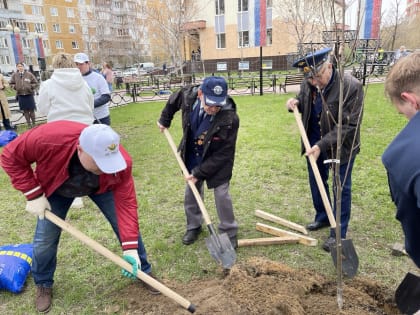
[293,107,359,278]
[161,125,236,269]
[44,211,196,313]
[395,272,420,314]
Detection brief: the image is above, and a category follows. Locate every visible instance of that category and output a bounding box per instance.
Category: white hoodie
[38,68,94,125]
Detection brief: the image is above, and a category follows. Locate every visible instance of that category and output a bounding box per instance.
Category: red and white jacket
[1,120,140,250]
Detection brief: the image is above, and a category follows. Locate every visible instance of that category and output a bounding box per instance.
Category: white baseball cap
[79,124,127,174]
[74,53,89,64]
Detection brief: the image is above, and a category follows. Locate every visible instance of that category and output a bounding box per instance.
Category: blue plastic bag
[0,130,18,147]
[0,244,33,293]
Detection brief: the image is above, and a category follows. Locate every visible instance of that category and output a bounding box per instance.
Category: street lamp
[6,23,23,65]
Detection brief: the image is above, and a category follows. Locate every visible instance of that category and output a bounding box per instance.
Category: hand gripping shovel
[293,107,359,278]
[44,210,196,313]
[161,126,236,269]
[395,272,420,314]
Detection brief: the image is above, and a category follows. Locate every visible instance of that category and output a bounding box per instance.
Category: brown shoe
[36,286,52,313]
[141,273,161,295]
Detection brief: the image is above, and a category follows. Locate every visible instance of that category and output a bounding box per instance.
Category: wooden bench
[280,73,304,93]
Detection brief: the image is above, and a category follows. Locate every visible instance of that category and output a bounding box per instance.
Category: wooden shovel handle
[44,211,196,313]
[161,124,212,226]
[293,107,336,228]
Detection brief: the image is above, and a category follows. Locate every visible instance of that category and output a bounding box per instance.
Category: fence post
[132,84,137,103]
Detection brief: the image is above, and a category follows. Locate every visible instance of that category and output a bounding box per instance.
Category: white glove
[122,249,140,279]
[25,195,51,219]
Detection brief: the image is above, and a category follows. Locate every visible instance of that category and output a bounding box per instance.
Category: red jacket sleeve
[98,147,140,250]
[1,132,44,200]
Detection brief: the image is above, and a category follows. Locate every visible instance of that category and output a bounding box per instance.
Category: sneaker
[70,197,84,209]
[35,286,52,313]
[141,272,161,295]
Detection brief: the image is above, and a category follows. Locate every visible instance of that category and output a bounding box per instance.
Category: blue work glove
[122,249,140,279]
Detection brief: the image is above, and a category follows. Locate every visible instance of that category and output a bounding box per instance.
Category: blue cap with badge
[201,76,227,107]
[292,47,332,78]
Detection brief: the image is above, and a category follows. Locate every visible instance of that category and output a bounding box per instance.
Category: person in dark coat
[158,76,240,248]
[285,47,364,252]
[9,62,39,128]
[382,52,420,269]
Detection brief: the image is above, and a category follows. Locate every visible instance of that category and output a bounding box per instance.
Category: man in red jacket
[1,121,159,313]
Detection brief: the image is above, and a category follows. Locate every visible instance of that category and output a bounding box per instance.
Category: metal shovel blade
[395,272,420,314]
[331,239,359,278]
[205,232,236,269]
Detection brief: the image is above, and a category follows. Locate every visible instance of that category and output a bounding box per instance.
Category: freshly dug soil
[111,257,400,315]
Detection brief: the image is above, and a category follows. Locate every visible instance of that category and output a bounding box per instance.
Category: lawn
[0,83,415,314]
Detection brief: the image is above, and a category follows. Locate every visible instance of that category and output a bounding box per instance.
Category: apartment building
[0,0,371,75]
[0,0,150,73]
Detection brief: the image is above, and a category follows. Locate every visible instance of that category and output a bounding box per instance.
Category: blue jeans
[307,157,355,239]
[32,191,151,288]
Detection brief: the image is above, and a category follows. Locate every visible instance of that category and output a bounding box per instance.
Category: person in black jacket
[286,47,364,252]
[158,76,239,248]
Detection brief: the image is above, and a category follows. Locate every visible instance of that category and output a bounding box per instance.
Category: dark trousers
[32,191,151,287]
[307,157,355,238]
[93,115,111,126]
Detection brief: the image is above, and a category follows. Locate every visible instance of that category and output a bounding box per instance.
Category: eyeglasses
[304,63,327,79]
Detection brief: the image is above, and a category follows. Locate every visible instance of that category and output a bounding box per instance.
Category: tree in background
[142,0,201,77]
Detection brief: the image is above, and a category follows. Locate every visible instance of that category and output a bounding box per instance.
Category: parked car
[123,67,138,77]
[113,70,123,77]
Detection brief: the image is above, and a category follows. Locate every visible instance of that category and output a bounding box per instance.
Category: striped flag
[254,0,266,46]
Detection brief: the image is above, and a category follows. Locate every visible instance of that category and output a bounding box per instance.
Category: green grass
[0,84,415,314]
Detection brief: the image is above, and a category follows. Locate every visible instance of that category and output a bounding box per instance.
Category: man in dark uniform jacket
[158,76,239,249]
[285,47,364,252]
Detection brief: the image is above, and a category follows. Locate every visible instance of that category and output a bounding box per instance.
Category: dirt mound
[110,257,400,315]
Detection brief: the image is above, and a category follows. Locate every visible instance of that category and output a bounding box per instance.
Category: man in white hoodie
[38,53,94,125]
[38,53,95,209]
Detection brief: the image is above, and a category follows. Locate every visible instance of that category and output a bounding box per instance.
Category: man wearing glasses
[157,76,240,249]
[285,47,364,252]
[74,53,111,125]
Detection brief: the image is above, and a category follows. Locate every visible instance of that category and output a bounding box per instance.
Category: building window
[266,28,272,45]
[34,23,46,33]
[117,28,129,36]
[32,5,42,15]
[238,0,248,12]
[215,0,224,15]
[55,40,63,49]
[67,8,75,18]
[238,31,249,47]
[53,24,61,33]
[50,7,58,16]
[114,1,123,8]
[16,21,28,31]
[0,55,11,64]
[22,38,30,49]
[69,24,75,33]
[0,38,8,48]
[72,41,79,49]
[216,33,226,49]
